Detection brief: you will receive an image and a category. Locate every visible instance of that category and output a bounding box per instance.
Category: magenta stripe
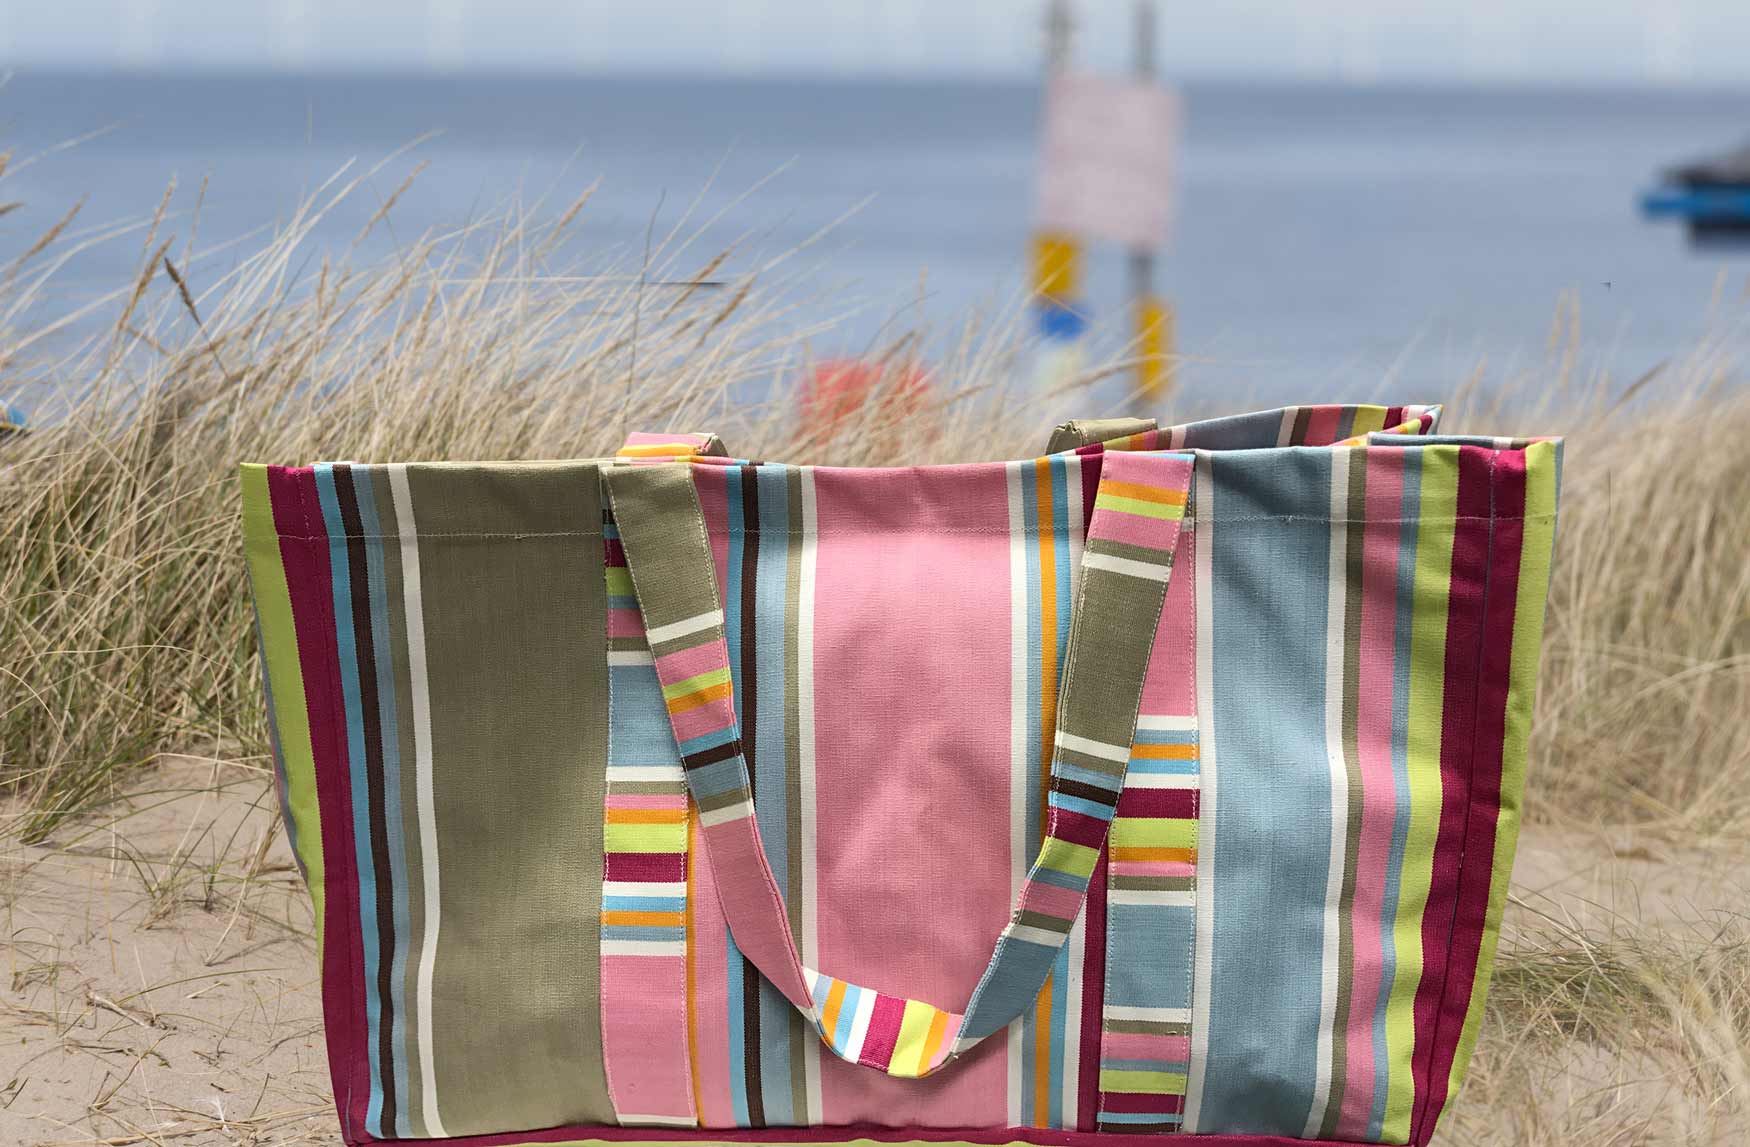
[857,994,908,1069]
[1113,787,1197,819]
[605,852,688,882]
[1098,1092,1186,1115]
[268,464,372,1138]
[1049,808,1110,849]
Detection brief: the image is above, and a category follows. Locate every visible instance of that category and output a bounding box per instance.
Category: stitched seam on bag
[1410,448,1499,1147]
[298,474,368,1145]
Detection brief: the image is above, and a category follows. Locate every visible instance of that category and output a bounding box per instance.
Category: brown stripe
[1107,875,1196,892]
[334,464,399,1135]
[784,466,809,1123]
[1017,909,1076,934]
[737,465,765,1129]
[1051,777,1121,807]
[683,739,741,770]
[1290,406,1314,446]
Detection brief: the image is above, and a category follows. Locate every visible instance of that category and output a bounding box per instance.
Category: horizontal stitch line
[269,530,603,540]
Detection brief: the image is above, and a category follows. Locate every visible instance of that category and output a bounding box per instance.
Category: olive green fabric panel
[404,462,615,1134]
[1046,417,1158,454]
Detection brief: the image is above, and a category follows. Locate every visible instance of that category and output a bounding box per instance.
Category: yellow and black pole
[1130,0,1173,401]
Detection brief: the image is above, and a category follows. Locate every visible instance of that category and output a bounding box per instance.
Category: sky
[0,0,1744,87]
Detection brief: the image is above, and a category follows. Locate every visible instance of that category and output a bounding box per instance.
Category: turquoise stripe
[1198,448,1336,1134]
[1101,1111,1185,1125]
[313,464,388,1137]
[1055,761,1123,790]
[1127,758,1199,775]
[1049,792,1118,821]
[603,895,687,912]
[351,466,414,1134]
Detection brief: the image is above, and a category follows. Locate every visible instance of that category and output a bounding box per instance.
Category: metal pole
[1130,0,1168,400]
[1046,0,1073,73]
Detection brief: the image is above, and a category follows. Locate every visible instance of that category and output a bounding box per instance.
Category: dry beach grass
[0,163,1747,1144]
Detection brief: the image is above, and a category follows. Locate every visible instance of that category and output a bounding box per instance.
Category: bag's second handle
[605,451,1192,1079]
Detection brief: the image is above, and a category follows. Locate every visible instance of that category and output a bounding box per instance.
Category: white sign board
[1036,72,1181,251]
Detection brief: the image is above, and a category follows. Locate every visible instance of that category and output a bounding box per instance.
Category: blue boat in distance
[1642,143,1750,239]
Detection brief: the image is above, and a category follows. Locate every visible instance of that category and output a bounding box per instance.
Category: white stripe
[843,988,878,1062]
[389,464,448,1140]
[1007,923,1069,948]
[603,880,687,899]
[1304,447,1352,1139]
[608,649,654,667]
[606,764,685,783]
[1056,730,1130,763]
[797,468,824,1126]
[1125,772,1201,790]
[644,608,723,646]
[1183,453,1217,1134]
[1005,461,1028,1129]
[1062,903,1086,1126]
[1135,713,1199,732]
[615,1113,698,1127]
[1081,550,1171,583]
[1108,888,1196,908]
[1276,406,1299,446]
[699,801,753,828]
[1105,1004,1193,1023]
[600,939,688,958]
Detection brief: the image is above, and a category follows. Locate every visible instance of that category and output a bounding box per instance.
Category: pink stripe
[692,464,731,590]
[600,953,696,1122]
[1109,859,1197,879]
[623,431,709,449]
[686,810,735,1128]
[669,697,738,742]
[653,641,729,686]
[607,793,689,811]
[1101,1031,1191,1062]
[692,817,811,1007]
[811,461,1010,1127]
[608,607,645,638]
[1302,405,1343,446]
[1336,448,1405,1133]
[1019,877,1086,921]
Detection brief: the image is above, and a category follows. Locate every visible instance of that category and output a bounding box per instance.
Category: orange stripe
[920,1007,950,1073]
[1112,846,1198,864]
[605,806,690,824]
[821,979,849,1040]
[685,803,703,1125]
[1098,478,1188,506]
[1033,972,1053,1126]
[601,910,687,927]
[1033,458,1058,1131]
[1129,743,1200,760]
[666,680,733,714]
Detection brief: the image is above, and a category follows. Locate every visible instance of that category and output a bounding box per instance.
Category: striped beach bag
[241,405,1561,1147]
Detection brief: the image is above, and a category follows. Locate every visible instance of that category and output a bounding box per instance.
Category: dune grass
[0,168,1746,1143]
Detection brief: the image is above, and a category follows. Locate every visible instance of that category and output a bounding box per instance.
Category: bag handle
[616,418,1160,462]
[603,450,1192,1079]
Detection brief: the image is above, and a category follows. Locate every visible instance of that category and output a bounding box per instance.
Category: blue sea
[4,71,1749,406]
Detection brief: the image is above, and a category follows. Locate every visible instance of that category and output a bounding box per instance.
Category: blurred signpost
[1031,0,1181,403]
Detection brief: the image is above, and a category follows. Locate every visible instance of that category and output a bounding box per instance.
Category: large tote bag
[241,404,1561,1147]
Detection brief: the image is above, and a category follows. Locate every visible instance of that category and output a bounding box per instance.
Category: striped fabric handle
[604,450,1194,1079]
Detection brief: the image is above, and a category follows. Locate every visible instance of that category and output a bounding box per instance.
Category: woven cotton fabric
[241,404,1560,1147]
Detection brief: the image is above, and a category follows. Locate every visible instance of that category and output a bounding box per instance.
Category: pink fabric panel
[692,463,731,588]
[1137,524,1198,716]
[809,462,1015,1127]
[669,696,738,743]
[1338,446,1406,1133]
[601,954,695,1122]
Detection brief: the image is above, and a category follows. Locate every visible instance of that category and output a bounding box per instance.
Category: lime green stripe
[1095,493,1186,521]
[1099,1068,1189,1094]
[1380,446,1458,1143]
[605,566,634,597]
[1036,836,1098,879]
[660,665,731,701]
[1444,441,1560,1105]
[604,821,689,853]
[239,464,326,933]
[1109,817,1198,850]
[1348,405,1389,439]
